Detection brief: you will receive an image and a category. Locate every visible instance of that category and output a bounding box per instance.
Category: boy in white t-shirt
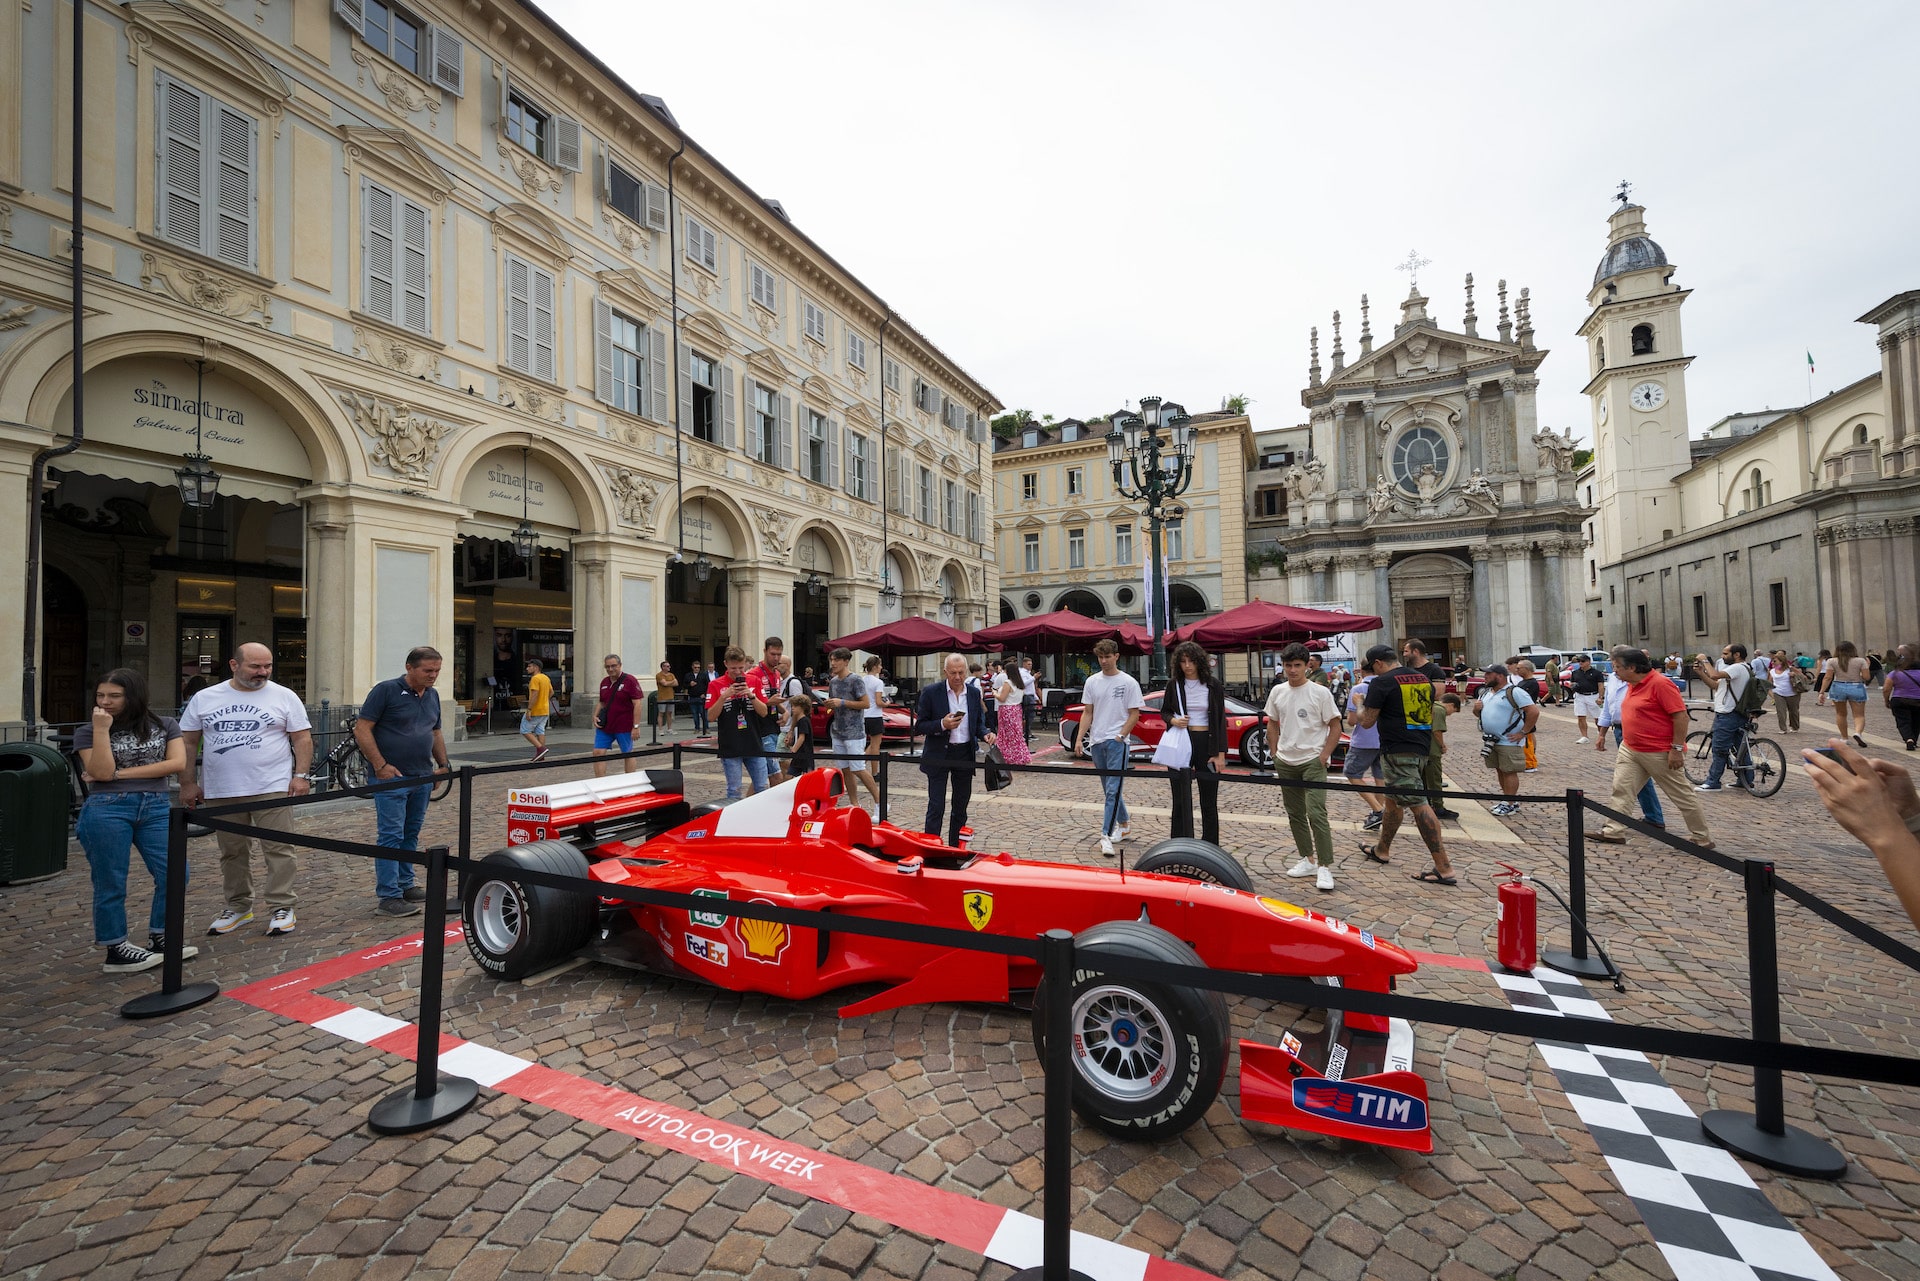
[178,643,313,937]
[1265,643,1344,891]
[1073,640,1144,857]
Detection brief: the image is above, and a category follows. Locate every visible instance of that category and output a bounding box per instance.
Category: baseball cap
[1364,644,1397,666]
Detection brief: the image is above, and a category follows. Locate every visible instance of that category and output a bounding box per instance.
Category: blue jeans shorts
[1829,681,1867,703]
[593,728,634,751]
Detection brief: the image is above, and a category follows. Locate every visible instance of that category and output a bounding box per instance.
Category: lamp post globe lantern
[1110,396,1197,683]
[174,452,221,509]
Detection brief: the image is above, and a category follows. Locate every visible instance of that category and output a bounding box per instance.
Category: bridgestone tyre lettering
[461,840,596,981]
[1031,920,1230,1141]
[1135,838,1255,891]
[1238,725,1271,770]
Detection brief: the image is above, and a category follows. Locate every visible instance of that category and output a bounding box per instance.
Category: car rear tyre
[462,840,597,981]
[1058,718,1077,752]
[1238,725,1271,770]
[1135,838,1255,891]
[1032,920,1230,1141]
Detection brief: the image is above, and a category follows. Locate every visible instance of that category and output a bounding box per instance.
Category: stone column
[1470,545,1493,663]
[1370,551,1393,641]
[1503,544,1535,651]
[1463,385,1483,475]
[1306,555,1330,604]
[1513,377,1541,478]
[574,536,664,676]
[1,419,56,724]
[1882,329,1912,475]
[1542,538,1565,644]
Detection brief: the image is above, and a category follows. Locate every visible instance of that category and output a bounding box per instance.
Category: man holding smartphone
[706,645,772,799]
[1588,648,1713,847]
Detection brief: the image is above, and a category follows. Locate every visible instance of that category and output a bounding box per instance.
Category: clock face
[1629,381,1666,411]
[1597,400,1608,426]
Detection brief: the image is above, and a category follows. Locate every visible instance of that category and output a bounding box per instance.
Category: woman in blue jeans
[72,668,192,974]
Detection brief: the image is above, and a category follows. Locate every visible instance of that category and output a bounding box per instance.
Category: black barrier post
[453,765,474,913]
[369,844,479,1134]
[1700,859,1847,1178]
[877,750,889,820]
[1009,928,1093,1281]
[121,806,222,1019]
[1543,788,1611,980]
[672,741,682,772]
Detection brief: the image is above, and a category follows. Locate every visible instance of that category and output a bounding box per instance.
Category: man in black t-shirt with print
[1356,643,1456,885]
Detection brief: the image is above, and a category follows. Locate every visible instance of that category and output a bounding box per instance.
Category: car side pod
[1239,1013,1432,1153]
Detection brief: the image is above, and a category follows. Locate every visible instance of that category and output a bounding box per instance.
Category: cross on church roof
[1616,179,1632,207]
[1396,250,1430,291]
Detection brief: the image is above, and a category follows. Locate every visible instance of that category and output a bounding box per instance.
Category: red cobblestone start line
[229,928,1216,1281]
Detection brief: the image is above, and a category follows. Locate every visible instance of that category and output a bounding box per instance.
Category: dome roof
[1593,233,1668,286]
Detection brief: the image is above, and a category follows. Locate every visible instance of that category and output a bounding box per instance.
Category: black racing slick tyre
[462,840,596,981]
[1237,725,1271,770]
[1032,920,1230,1142]
[1135,838,1256,891]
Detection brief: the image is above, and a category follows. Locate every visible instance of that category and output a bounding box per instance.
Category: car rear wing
[506,769,686,846]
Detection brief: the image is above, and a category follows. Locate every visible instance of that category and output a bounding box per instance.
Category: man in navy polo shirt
[353,646,450,916]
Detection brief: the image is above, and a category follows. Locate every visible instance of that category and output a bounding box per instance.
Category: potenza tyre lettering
[1097,1032,1203,1131]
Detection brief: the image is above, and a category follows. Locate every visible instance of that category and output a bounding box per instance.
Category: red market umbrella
[1173,601,1382,648]
[1113,621,1157,655]
[971,608,1118,652]
[826,616,975,659]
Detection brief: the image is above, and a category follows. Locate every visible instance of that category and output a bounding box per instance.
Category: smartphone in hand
[1811,746,1855,774]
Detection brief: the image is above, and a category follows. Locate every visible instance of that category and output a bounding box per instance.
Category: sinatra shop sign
[54,358,313,480]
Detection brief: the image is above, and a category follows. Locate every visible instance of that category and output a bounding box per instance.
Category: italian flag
[1807,350,1815,374]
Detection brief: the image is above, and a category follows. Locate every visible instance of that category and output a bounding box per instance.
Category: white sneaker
[207,909,253,936]
[1575,736,1590,745]
[1315,866,1335,893]
[1114,824,1132,841]
[1285,857,1319,878]
[1098,836,1116,858]
[267,908,297,936]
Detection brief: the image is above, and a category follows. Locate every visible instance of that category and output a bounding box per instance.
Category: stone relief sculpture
[344,393,450,482]
[605,467,660,533]
[1458,467,1501,515]
[1366,473,1402,520]
[751,506,793,560]
[1413,463,1443,504]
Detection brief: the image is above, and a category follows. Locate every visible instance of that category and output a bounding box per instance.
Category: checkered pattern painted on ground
[1495,969,1841,1281]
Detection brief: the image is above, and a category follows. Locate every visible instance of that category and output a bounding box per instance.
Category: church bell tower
[1579,192,1694,568]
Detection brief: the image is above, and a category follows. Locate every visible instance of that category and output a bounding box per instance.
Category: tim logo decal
[734,898,789,963]
[1292,1080,1427,1131]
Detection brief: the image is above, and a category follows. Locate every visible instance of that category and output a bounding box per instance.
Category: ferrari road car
[1057,689,1349,772]
[470,769,1431,1149]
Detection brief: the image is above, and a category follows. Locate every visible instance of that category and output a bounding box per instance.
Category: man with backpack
[1470,664,1538,818]
[1695,643,1762,791]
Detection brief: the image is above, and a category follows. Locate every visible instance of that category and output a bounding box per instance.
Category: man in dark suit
[687,659,710,736]
[914,652,996,845]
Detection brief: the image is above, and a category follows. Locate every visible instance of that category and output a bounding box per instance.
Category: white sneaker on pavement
[207,909,252,936]
[1315,866,1335,892]
[1098,836,1116,858]
[1575,736,1590,744]
[1285,857,1318,878]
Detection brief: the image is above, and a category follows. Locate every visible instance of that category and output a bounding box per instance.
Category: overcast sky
[547,0,1920,445]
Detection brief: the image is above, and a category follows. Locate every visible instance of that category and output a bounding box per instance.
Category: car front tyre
[1238,725,1270,770]
[462,839,597,981]
[1135,838,1255,891]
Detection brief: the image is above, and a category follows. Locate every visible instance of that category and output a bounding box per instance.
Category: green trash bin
[0,742,72,884]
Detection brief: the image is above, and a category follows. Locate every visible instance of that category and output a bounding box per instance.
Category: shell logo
[734,898,788,963]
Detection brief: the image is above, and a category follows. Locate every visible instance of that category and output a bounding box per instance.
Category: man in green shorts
[1355,644,1457,885]
[1266,643,1344,892]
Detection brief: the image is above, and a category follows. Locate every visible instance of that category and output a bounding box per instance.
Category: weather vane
[1616,179,1632,207]
[1395,249,1430,291]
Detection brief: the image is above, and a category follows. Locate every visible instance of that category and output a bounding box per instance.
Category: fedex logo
[1292,1080,1426,1131]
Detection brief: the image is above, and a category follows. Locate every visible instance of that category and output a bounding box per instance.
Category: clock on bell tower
[1578,190,1695,568]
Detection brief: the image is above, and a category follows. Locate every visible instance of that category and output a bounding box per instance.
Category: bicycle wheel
[1741,735,1788,797]
[338,748,370,791]
[1681,731,1714,785]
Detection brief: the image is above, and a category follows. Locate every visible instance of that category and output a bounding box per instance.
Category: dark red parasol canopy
[825,616,975,659]
[1172,601,1382,648]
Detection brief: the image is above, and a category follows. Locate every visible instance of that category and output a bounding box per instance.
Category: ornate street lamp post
[1107,396,1195,683]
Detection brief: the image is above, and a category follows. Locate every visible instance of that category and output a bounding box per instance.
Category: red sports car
[471,768,1431,1149]
[1056,689,1348,770]
[805,687,913,743]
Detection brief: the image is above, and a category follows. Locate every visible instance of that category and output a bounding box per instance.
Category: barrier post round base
[1540,948,1613,980]
[1700,1109,1847,1179]
[369,1075,480,1135]
[122,806,222,1019]
[121,982,221,1019]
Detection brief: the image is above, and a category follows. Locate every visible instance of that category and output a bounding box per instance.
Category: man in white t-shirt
[1695,643,1754,790]
[1019,656,1039,743]
[1265,643,1343,892]
[1073,640,1144,857]
[179,642,313,937]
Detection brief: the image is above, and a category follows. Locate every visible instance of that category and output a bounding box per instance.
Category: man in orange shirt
[521,658,553,762]
[1587,648,1713,847]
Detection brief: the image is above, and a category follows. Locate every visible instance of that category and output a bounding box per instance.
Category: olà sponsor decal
[1291,1079,1427,1131]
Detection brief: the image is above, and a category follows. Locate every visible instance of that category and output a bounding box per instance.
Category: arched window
[1630,324,1654,356]
[1855,423,1869,445]
[1750,468,1764,508]
[1595,336,1606,373]
[1390,426,1450,495]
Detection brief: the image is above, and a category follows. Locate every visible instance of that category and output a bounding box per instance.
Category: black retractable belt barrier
[1010,927,1091,1281]
[1544,788,1613,980]
[369,844,480,1134]
[454,766,475,914]
[1700,859,1848,1178]
[120,805,221,1019]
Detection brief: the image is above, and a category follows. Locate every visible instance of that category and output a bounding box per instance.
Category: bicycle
[1681,712,1787,797]
[308,736,453,800]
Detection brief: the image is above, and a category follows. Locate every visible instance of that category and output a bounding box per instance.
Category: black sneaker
[1436,809,1462,821]
[402,885,428,902]
[104,942,163,974]
[377,897,423,917]
[1362,812,1383,830]
[147,933,201,961]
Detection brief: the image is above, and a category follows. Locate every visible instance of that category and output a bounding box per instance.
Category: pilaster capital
[1463,385,1481,402]
[1369,550,1394,569]
[1470,544,1493,563]
[1510,377,1540,394]
[1499,376,1518,395]
[1303,554,1333,574]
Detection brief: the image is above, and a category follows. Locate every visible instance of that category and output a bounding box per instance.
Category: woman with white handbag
[1159,641,1226,843]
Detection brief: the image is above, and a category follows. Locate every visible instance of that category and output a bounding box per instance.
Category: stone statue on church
[1413,463,1443,504]
[1367,473,1402,520]
[1458,467,1500,515]
[1534,426,1578,474]
[1303,457,1326,496]
[1285,463,1308,504]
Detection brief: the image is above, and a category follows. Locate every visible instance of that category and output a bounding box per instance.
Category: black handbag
[983,743,1012,792]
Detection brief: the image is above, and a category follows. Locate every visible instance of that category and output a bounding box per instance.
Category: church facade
[1278,275,1588,663]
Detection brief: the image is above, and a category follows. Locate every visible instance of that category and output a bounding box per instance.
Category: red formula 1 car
[471,769,1430,1149]
[1056,689,1349,772]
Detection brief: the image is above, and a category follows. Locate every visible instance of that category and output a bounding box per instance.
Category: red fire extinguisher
[1495,862,1537,973]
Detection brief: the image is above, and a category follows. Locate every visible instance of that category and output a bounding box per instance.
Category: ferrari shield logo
[963,891,994,931]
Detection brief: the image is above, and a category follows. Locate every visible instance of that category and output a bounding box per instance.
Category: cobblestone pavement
[4,705,1919,1280]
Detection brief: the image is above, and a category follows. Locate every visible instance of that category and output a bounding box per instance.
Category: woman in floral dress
[993,659,1031,767]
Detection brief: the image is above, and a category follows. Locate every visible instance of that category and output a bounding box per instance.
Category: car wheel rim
[1070,985,1174,1102]
[473,879,526,956]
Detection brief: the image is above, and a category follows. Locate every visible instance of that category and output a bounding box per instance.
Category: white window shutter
[400,198,429,333]
[505,255,532,373]
[157,76,205,252]
[552,117,583,173]
[498,68,512,134]
[643,182,668,231]
[775,277,786,331]
[592,298,615,406]
[841,431,853,496]
[719,364,736,449]
[777,394,793,470]
[333,0,366,28]
[363,182,394,323]
[428,25,465,96]
[532,266,556,382]
[676,341,694,433]
[826,419,840,488]
[211,105,254,269]
[649,324,670,422]
[597,148,611,202]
